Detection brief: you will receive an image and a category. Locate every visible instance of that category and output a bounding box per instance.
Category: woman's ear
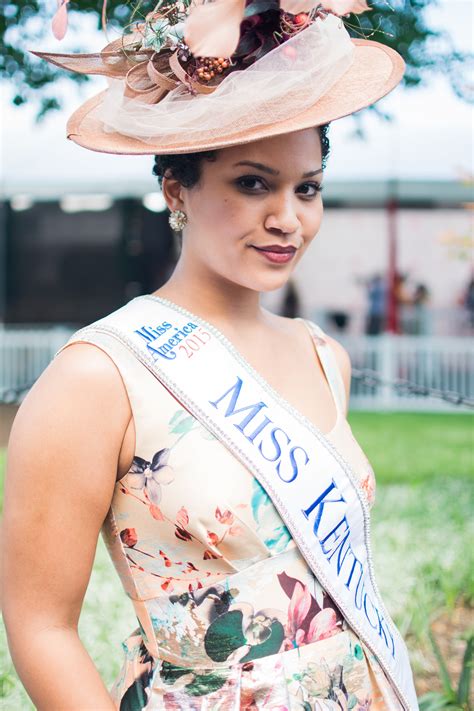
[162,175,185,212]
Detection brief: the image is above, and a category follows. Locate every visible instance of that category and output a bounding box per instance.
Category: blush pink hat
[31,8,405,155]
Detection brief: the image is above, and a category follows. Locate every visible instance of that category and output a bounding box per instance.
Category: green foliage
[348,0,470,100]
[418,631,473,711]
[1,0,472,119]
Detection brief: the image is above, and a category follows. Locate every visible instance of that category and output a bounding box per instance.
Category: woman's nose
[264,194,300,235]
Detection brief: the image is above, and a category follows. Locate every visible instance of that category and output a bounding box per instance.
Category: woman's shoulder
[8,337,133,485]
[53,338,130,392]
[320,331,352,380]
[273,312,352,412]
[272,312,352,381]
[12,333,132,451]
[52,295,149,390]
[33,339,130,419]
[307,326,352,417]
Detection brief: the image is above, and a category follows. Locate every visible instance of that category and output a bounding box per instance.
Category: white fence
[1,326,473,412]
[0,326,74,402]
[339,334,473,412]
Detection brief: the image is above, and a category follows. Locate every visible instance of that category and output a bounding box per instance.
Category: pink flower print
[120,528,137,548]
[215,506,234,525]
[174,506,194,542]
[284,579,341,649]
[158,549,172,568]
[287,581,312,639]
[322,0,370,16]
[175,526,193,542]
[207,531,220,546]
[203,549,221,559]
[306,608,340,642]
[127,450,174,505]
[360,470,376,505]
[176,506,189,528]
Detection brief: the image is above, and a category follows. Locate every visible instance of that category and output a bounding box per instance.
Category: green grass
[1,412,473,709]
[348,412,473,484]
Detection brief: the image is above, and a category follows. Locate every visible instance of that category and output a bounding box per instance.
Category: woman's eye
[236,177,323,197]
[298,182,323,198]
[236,176,266,191]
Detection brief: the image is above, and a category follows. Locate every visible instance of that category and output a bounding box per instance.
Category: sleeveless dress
[59,295,403,711]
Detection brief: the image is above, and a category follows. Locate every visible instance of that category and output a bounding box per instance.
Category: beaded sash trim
[69,295,418,711]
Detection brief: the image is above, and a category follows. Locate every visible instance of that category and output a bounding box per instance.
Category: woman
[3,4,418,710]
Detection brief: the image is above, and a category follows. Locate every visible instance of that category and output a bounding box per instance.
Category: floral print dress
[62,315,401,711]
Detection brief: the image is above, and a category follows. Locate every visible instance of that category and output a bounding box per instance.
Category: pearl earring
[168,209,188,231]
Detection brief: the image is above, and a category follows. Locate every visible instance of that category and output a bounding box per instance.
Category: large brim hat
[32,8,405,156]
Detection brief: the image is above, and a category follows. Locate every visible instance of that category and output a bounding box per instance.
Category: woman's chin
[245,271,294,294]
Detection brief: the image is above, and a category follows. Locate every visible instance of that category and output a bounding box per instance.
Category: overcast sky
[1,0,472,195]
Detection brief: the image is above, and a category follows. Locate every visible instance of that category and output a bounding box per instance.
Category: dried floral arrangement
[48,0,371,104]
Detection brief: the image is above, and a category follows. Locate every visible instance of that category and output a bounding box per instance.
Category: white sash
[74,295,418,710]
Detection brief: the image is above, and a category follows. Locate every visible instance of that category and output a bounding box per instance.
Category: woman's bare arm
[2,342,133,710]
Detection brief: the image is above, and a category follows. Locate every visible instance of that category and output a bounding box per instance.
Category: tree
[1,0,472,120]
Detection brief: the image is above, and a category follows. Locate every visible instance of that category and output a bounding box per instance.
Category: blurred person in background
[412,283,431,335]
[365,273,387,335]
[460,275,474,332]
[280,279,301,319]
[394,271,413,335]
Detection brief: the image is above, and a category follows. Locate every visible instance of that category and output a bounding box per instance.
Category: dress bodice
[58,300,398,710]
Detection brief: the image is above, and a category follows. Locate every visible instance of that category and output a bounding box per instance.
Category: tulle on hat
[32,2,405,155]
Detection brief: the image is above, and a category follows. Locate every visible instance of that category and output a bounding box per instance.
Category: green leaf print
[160,661,228,697]
[204,610,247,662]
[169,410,184,427]
[160,661,192,684]
[184,671,229,696]
[250,479,291,553]
[353,644,363,660]
[240,620,285,663]
[119,672,150,711]
[204,609,286,664]
[169,411,196,436]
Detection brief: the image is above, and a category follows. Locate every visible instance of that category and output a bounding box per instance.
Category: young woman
[3,7,418,710]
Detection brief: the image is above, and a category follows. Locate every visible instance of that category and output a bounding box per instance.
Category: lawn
[1,412,473,709]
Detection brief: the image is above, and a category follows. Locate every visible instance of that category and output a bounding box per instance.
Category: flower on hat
[185,0,370,58]
[50,0,369,61]
[45,0,370,102]
[51,0,70,41]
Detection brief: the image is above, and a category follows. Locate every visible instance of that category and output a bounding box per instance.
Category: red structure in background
[386,196,399,334]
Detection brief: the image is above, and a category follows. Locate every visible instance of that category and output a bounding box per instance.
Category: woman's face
[165,127,324,293]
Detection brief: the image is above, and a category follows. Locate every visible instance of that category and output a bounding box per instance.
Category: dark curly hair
[152,124,330,190]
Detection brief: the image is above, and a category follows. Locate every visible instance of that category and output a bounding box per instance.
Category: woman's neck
[151,259,267,330]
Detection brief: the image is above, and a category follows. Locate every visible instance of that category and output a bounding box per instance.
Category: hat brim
[66,39,404,156]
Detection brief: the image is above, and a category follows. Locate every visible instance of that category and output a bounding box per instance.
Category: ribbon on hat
[31,32,220,106]
[123,48,179,104]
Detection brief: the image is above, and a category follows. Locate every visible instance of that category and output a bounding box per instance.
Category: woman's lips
[252,245,297,264]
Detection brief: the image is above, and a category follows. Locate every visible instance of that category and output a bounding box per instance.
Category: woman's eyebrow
[233,161,322,177]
